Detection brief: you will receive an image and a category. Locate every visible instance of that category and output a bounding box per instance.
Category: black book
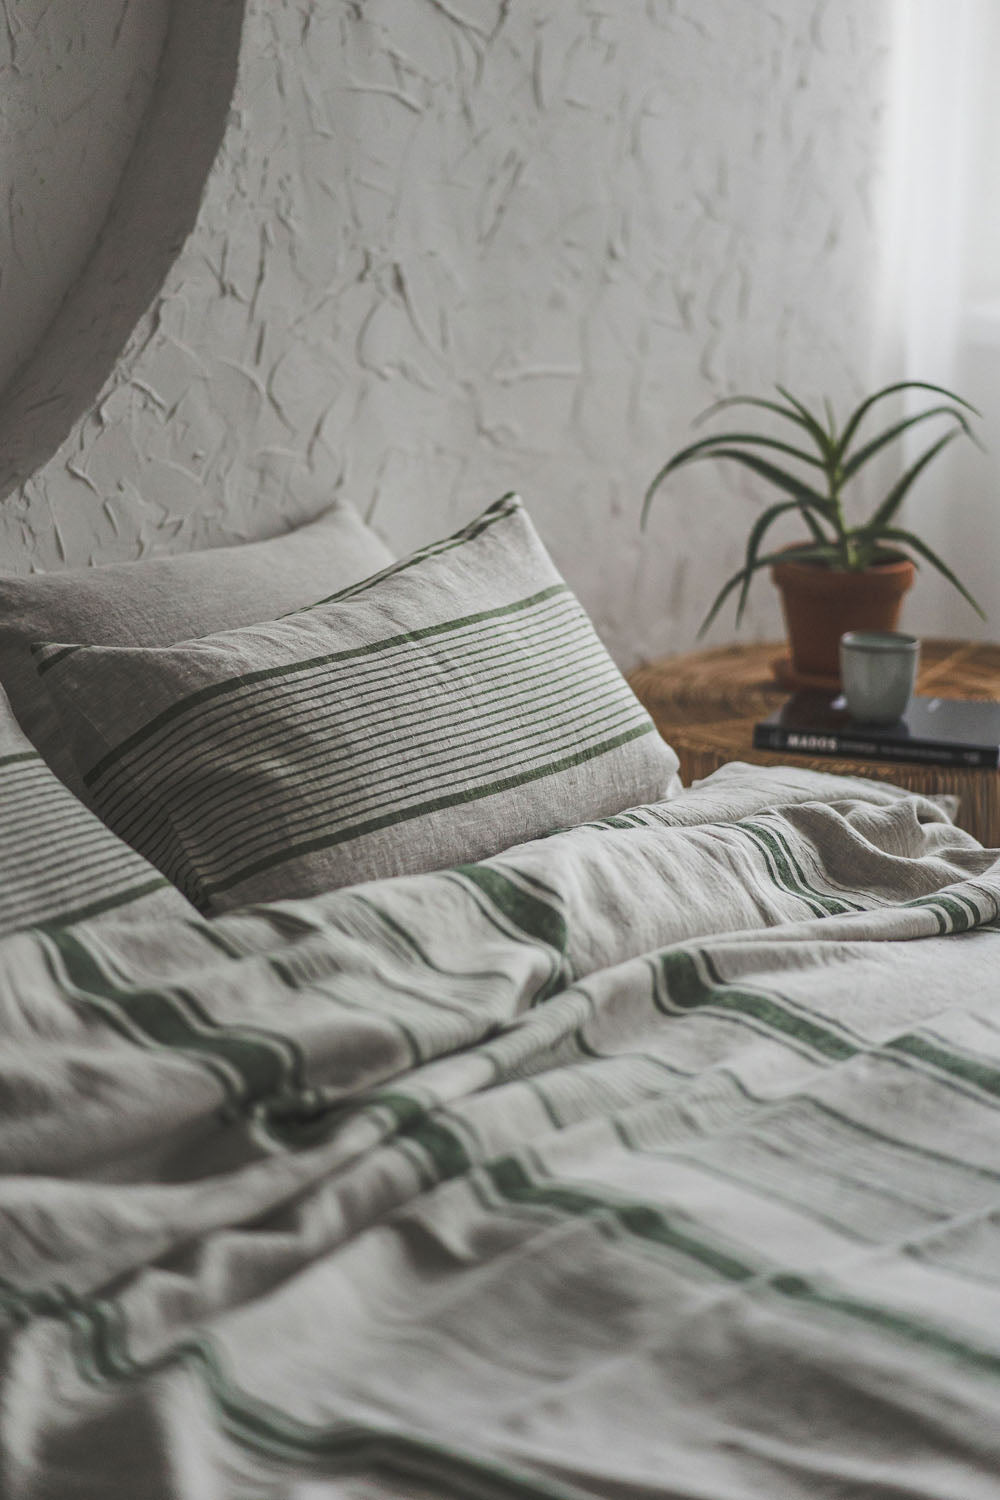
[754,694,1000,769]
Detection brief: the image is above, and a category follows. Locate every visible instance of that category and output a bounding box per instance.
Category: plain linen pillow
[0,499,393,796]
[0,685,193,937]
[35,494,681,913]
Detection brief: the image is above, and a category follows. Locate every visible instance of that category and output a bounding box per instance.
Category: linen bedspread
[3,763,1000,1500]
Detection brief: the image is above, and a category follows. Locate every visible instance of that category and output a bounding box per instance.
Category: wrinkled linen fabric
[0,685,193,937]
[0,498,393,798]
[2,764,1000,1499]
[35,496,680,910]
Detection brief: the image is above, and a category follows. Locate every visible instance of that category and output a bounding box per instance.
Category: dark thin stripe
[737,819,857,917]
[305,492,521,608]
[89,599,598,818]
[85,589,586,794]
[1,801,132,850]
[33,643,83,676]
[41,928,304,1102]
[200,723,656,902]
[52,1292,581,1500]
[137,697,649,893]
[0,750,41,769]
[648,944,1000,1113]
[107,670,644,877]
[351,892,514,989]
[98,685,641,885]
[653,948,858,1062]
[97,629,623,841]
[449,866,568,957]
[2,842,158,904]
[887,1033,1000,1101]
[80,582,572,788]
[92,650,640,861]
[24,878,174,932]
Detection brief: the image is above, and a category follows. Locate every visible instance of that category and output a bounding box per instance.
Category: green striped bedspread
[3,762,1000,1499]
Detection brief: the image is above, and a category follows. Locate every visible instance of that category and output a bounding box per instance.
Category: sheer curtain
[880,0,1000,641]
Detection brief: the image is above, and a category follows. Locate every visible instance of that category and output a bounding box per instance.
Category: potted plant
[641,381,985,687]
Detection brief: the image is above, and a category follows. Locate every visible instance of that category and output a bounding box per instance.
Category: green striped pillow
[35,496,681,913]
[0,688,193,937]
[0,498,394,800]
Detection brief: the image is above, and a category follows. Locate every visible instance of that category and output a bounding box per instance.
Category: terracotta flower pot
[770,550,916,689]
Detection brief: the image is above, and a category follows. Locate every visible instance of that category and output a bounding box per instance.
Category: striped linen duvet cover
[2,762,1000,1499]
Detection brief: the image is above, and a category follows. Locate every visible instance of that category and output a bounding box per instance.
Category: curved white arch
[0,0,244,509]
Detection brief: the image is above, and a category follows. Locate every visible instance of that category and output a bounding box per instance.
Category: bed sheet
[3,763,1000,1500]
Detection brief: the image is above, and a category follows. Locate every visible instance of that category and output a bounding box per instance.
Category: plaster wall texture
[0,0,169,392]
[0,0,894,668]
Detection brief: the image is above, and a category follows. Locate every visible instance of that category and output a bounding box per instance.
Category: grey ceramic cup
[840,630,920,723]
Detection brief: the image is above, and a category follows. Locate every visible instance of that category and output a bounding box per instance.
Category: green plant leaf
[873,527,986,620]
[693,393,819,435]
[835,381,981,465]
[641,438,827,528]
[799,504,829,545]
[640,433,828,526]
[860,427,965,534]
[841,405,981,482]
[697,541,838,637]
[640,446,836,529]
[849,532,908,571]
[775,385,836,459]
[734,499,834,621]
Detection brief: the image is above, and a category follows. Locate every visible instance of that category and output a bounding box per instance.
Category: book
[753,693,1000,769]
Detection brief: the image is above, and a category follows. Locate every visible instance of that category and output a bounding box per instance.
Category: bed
[3,497,1000,1500]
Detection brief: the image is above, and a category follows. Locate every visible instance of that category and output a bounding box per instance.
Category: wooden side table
[629,640,1000,848]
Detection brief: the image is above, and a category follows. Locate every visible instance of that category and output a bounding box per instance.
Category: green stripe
[0,1274,582,1499]
[126,673,642,879]
[198,722,656,905]
[650,945,1000,1107]
[500,865,571,904]
[484,1151,1000,1379]
[156,1338,592,1498]
[650,948,858,1061]
[94,622,633,861]
[374,1091,472,1180]
[766,1271,1000,1376]
[308,492,522,608]
[623,1058,1000,1200]
[904,891,988,934]
[352,890,513,992]
[737,819,857,917]
[86,603,599,837]
[94,592,590,815]
[0,750,41,769]
[29,877,174,931]
[32,643,82,676]
[444,869,568,1005]
[486,1152,757,1280]
[81,581,572,789]
[39,928,303,1106]
[886,1032,1000,1101]
[451,867,568,959]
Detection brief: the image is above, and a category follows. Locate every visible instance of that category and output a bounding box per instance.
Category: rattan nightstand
[629,640,1000,848]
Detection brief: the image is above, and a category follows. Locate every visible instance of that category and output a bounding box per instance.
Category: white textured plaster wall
[0,0,169,392]
[0,0,894,667]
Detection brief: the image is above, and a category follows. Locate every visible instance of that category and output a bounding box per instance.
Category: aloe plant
[641,381,985,636]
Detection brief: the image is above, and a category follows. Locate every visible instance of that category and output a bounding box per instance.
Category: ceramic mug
[840,630,920,724]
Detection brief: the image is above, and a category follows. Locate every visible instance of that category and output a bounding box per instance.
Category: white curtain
[880,0,1000,641]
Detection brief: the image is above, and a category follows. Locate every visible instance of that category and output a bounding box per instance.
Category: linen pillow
[35,494,681,913]
[0,686,193,937]
[0,499,393,797]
